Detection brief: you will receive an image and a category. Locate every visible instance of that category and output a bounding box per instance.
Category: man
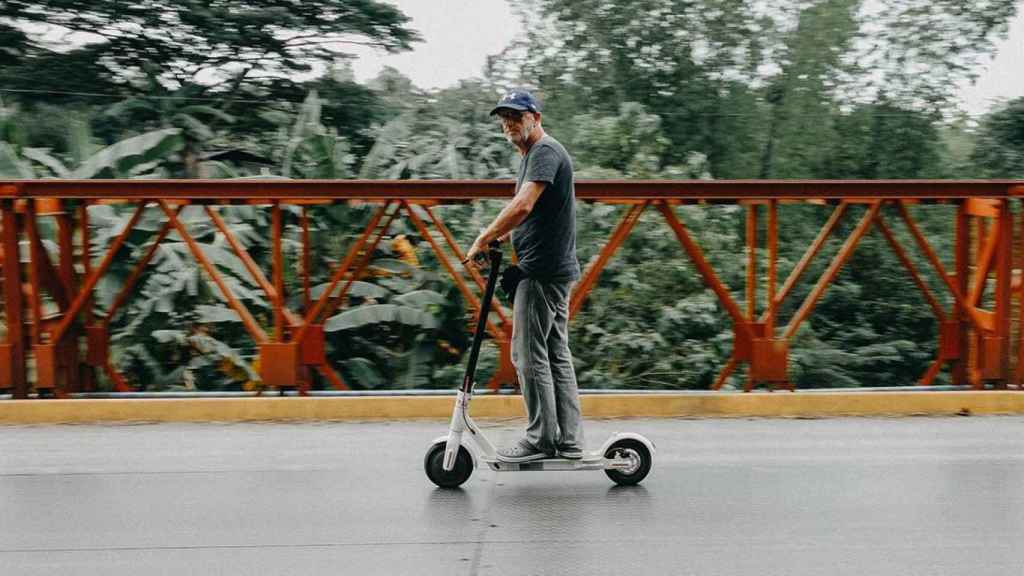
[464,89,584,463]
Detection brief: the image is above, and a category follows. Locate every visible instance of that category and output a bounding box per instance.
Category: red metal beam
[767,200,778,334]
[746,203,757,318]
[271,201,285,341]
[314,207,403,326]
[401,201,506,340]
[1,201,27,397]
[156,200,268,344]
[953,203,970,385]
[50,203,147,345]
[711,355,739,391]
[25,213,71,309]
[873,215,948,321]
[100,208,181,328]
[570,202,647,319]
[204,206,304,329]
[23,201,46,346]
[1,179,1021,201]
[967,220,999,307]
[657,202,752,336]
[1017,210,1024,387]
[294,202,393,344]
[896,202,990,333]
[3,180,1023,396]
[761,202,848,329]
[783,202,882,340]
[79,204,93,324]
[994,200,1012,380]
[421,205,511,328]
[301,207,312,309]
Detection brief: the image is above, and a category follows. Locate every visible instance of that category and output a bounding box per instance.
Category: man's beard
[504,120,533,146]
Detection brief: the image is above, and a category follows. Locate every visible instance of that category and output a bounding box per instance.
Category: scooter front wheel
[604,438,652,486]
[424,441,474,488]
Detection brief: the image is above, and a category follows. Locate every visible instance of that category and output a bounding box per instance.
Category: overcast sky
[346,0,1024,117]
[346,0,518,90]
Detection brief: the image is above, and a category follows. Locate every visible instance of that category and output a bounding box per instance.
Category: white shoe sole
[496,452,550,463]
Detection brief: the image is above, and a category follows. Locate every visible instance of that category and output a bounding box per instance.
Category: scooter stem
[459,243,503,396]
[445,243,502,472]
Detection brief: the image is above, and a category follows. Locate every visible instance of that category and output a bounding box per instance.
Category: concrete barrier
[1,391,1022,424]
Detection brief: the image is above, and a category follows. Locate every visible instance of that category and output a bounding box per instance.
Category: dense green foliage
[1,1,1022,391]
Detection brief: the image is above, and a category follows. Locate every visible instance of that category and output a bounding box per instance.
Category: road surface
[2,416,1023,575]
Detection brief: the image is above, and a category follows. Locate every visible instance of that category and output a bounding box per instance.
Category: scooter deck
[483,454,615,472]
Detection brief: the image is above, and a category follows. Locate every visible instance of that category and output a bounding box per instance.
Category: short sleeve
[525,144,559,184]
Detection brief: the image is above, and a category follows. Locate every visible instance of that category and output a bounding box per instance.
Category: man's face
[496,109,536,146]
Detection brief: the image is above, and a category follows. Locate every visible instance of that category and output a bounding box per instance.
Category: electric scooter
[425,242,655,488]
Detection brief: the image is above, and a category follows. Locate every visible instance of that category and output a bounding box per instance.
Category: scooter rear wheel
[604,438,652,486]
[424,441,474,488]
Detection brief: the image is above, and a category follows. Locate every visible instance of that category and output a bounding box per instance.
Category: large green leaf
[0,142,35,178]
[393,290,447,309]
[179,105,235,125]
[324,304,438,332]
[369,258,417,276]
[152,330,187,344]
[172,112,214,141]
[196,304,242,323]
[340,357,385,389]
[394,337,435,389]
[310,280,390,300]
[71,128,184,178]
[21,147,69,177]
[377,275,418,294]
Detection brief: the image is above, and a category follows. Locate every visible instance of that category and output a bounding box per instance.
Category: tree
[850,0,1020,112]
[826,101,945,179]
[221,62,391,167]
[359,80,516,179]
[569,102,712,179]
[969,97,1024,178]
[0,92,185,178]
[277,91,356,179]
[757,0,859,178]
[508,0,1017,177]
[0,22,29,68]
[501,0,767,176]
[1,0,420,98]
[98,83,236,177]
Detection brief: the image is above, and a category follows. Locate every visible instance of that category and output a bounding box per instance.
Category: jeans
[511,278,584,453]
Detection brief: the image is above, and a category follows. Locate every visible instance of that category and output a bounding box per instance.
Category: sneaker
[557,445,584,460]
[497,439,550,463]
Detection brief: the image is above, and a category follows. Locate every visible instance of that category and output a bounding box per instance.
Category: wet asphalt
[1,416,1023,575]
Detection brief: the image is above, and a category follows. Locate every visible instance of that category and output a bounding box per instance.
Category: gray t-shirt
[511,135,581,282]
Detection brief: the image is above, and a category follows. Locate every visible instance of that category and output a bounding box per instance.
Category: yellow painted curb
[0,391,1022,424]
[581,391,1024,418]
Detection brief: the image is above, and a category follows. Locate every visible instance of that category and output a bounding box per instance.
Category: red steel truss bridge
[2,179,1023,399]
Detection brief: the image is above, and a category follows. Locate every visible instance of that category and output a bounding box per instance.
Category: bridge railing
[1,179,1023,398]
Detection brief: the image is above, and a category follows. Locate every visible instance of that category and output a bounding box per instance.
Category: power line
[0,87,974,120]
[0,87,284,105]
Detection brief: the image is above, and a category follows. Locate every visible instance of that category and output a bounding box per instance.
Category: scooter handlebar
[470,240,502,267]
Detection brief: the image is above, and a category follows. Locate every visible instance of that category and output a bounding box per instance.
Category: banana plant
[320,257,458,389]
[0,98,36,177]
[101,81,235,178]
[93,204,272,391]
[358,108,515,179]
[1,127,184,179]
[269,91,355,179]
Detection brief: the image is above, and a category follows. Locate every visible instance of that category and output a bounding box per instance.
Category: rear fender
[597,432,656,458]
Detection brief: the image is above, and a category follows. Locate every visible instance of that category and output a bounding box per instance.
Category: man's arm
[464,180,546,267]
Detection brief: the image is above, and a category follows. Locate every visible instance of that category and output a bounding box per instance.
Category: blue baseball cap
[489,89,541,115]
